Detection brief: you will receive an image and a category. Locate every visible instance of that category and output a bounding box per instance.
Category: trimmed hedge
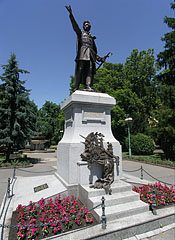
[125,133,155,155]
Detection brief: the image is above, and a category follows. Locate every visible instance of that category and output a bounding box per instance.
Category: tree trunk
[5,144,12,162]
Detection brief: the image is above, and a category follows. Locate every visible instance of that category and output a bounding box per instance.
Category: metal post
[7,178,10,198]
[13,166,16,180]
[152,187,157,215]
[101,196,106,229]
[141,166,143,180]
[125,117,132,160]
[128,125,132,160]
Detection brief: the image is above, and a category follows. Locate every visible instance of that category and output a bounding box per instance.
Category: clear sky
[0,0,173,109]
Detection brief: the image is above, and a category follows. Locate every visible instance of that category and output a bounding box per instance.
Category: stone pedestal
[57,90,122,188]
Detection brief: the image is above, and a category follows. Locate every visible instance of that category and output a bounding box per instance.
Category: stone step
[93,200,149,222]
[89,190,140,209]
[79,180,132,199]
[49,207,175,240]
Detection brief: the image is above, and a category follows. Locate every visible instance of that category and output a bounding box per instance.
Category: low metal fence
[0,163,174,239]
[123,165,173,186]
[0,168,16,240]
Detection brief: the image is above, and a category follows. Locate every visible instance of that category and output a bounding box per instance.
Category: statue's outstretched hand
[97,56,105,63]
[101,57,106,63]
[65,5,72,14]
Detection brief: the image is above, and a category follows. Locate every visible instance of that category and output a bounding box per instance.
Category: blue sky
[0,0,173,109]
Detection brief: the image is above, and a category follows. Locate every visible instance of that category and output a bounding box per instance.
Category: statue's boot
[86,77,94,91]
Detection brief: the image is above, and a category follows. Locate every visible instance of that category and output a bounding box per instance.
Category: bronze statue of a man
[65,5,104,91]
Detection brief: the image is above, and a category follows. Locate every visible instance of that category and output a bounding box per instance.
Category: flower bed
[9,194,97,240]
[133,182,175,210]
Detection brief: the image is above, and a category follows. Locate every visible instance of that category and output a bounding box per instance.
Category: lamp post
[59,130,64,141]
[125,117,133,160]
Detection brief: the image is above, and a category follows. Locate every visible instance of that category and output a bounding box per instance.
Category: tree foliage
[36,101,64,145]
[154,1,175,160]
[125,133,155,155]
[0,54,37,161]
[92,49,157,145]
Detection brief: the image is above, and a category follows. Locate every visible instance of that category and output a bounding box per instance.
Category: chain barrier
[142,168,173,186]
[0,166,17,240]
[0,167,16,220]
[9,166,16,184]
[122,167,141,173]
[152,187,157,215]
[0,192,8,220]
[0,202,103,229]
[0,191,13,240]
[16,167,55,174]
[123,166,174,186]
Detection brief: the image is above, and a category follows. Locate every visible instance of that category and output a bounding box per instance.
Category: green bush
[125,133,155,155]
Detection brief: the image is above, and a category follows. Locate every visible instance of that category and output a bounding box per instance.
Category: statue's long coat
[69,13,97,85]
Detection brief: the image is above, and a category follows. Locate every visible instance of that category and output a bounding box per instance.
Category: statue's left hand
[101,57,106,63]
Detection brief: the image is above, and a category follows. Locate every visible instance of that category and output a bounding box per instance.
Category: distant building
[27,136,50,150]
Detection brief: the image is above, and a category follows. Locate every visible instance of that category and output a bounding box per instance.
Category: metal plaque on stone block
[34,183,48,193]
[82,108,105,123]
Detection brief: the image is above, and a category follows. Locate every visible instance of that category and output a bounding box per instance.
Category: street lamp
[125,117,133,160]
[59,130,64,141]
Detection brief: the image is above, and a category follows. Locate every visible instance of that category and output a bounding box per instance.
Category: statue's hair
[83,20,91,28]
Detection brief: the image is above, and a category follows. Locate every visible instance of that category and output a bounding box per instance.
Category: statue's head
[83,20,91,31]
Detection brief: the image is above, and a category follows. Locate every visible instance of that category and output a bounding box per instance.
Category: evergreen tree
[155,1,175,160]
[0,54,37,161]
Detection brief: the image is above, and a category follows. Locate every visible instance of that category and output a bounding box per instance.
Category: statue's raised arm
[65,5,81,37]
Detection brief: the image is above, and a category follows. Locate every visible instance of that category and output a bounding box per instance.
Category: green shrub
[49,145,57,150]
[125,133,155,155]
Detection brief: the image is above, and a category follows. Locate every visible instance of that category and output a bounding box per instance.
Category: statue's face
[83,21,91,31]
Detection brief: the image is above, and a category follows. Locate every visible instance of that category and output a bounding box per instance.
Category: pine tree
[0,54,37,161]
[156,1,175,160]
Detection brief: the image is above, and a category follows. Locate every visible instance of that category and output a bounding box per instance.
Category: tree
[0,54,37,161]
[155,1,175,160]
[123,49,157,134]
[37,101,64,145]
[92,49,156,145]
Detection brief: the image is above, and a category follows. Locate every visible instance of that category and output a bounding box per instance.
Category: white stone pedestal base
[57,90,122,190]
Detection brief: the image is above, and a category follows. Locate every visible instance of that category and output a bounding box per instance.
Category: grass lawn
[122,152,175,167]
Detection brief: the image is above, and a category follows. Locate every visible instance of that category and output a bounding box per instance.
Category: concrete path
[124,223,175,240]
[0,151,57,207]
[123,159,175,185]
[145,226,175,240]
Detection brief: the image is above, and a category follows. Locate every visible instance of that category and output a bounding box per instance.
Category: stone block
[57,90,122,186]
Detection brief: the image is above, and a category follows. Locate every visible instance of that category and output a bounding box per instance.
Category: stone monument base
[57,90,122,196]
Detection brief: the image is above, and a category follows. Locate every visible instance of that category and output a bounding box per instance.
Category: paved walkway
[0,152,57,206]
[145,226,175,240]
[125,223,175,240]
[123,159,175,185]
